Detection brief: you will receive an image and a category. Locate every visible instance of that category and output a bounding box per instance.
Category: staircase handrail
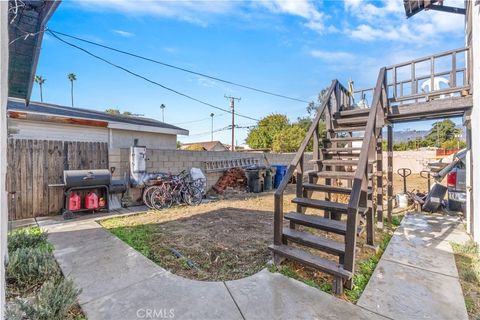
[347,67,387,215]
[273,79,338,244]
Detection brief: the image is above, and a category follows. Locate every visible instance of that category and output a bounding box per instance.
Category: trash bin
[246,167,266,193]
[273,165,288,188]
[264,167,276,191]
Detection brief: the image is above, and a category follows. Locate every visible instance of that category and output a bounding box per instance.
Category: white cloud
[345,0,465,43]
[310,50,355,61]
[257,0,329,33]
[113,29,134,37]
[74,0,238,26]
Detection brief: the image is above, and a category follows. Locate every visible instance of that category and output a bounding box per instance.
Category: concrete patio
[37,211,470,320]
[358,213,470,320]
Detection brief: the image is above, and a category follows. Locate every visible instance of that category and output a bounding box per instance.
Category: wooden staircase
[269,68,388,294]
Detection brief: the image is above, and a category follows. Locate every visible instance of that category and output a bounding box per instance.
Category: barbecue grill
[50,169,128,218]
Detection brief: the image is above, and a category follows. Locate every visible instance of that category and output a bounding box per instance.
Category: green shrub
[9,277,81,320]
[8,227,48,253]
[7,247,59,288]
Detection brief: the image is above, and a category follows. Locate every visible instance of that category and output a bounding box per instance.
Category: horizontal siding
[8,119,108,143]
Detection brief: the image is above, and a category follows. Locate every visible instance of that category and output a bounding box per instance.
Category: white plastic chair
[421,77,452,99]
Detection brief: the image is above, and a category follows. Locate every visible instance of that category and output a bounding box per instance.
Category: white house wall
[110,128,177,149]
[470,1,480,243]
[1,2,8,318]
[8,119,109,142]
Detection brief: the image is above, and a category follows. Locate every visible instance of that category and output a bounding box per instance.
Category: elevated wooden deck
[354,47,472,123]
[387,95,472,123]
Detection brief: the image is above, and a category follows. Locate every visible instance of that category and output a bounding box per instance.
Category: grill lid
[63,169,111,188]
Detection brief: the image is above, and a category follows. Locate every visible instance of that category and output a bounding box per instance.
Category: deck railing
[354,47,471,107]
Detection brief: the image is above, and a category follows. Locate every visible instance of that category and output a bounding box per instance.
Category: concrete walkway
[358,213,469,320]
[39,211,470,320]
[40,213,385,320]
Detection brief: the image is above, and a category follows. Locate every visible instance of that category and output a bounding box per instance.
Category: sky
[33,0,467,145]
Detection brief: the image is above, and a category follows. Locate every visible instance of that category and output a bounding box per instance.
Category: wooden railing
[354,47,471,106]
[273,80,338,245]
[343,67,387,283]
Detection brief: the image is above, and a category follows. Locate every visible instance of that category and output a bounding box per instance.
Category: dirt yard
[101,174,408,295]
[101,188,293,281]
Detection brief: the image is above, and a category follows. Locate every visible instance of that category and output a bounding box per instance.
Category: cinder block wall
[108,147,437,203]
[382,150,437,174]
[108,148,313,199]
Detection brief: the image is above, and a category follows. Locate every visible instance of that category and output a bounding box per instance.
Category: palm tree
[34,75,46,102]
[67,73,77,107]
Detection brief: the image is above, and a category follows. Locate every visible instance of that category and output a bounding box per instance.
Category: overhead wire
[172,113,224,125]
[48,29,311,104]
[47,30,259,122]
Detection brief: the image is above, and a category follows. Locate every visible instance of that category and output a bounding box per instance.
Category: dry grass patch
[101,189,297,281]
[451,241,480,319]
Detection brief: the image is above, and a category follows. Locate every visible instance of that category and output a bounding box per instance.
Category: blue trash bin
[273,165,288,189]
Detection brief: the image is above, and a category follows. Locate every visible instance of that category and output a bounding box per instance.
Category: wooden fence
[6,139,108,220]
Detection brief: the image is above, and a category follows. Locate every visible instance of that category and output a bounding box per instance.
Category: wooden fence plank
[7,139,109,220]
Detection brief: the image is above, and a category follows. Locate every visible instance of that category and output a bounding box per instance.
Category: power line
[47,30,259,122]
[48,29,311,104]
[173,113,224,125]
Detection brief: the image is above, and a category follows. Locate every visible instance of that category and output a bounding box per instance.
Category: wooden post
[344,196,359,290]
[376,128,384,229]
[324,98,333,219]
[296,154,304,215]
[451,51,457,88]
[313,127,319,172]
[387,125,393,223]
[366,139,375,246]
[274,193,283,245]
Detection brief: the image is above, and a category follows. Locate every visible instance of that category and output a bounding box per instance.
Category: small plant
[7,247,59,289]
[11,277,81,320]
[8,227,48,253]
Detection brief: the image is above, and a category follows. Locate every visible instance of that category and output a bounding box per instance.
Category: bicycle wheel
[142,186,158,209]
[151,185,173,210]
[183,186,203,206]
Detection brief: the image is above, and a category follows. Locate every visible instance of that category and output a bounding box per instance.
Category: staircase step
[282,228,345,256]
[322,147,362,154]
[303,183,352,194]
[329,126,366,133]
[292,197,368,214]
[308,170,356,180]
[285,212,365,236]
[324,136,364,143]
[337,108,370,117]
[309,159,376,166]
[335,116,369,126]
[303,183,373,196]
[285,212,347,234]
[268,244,352,279]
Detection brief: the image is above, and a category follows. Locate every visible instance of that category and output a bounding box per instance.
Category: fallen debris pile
[212,168,247,194]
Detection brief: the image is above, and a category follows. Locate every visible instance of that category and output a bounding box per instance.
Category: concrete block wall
[108,148,313,198]
[382,150,437,174]
[108,147,437,203]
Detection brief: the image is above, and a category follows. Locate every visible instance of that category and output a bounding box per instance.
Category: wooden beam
[427,4,466,15]
[387,125,393,224]
[387,96,473,123]
[8,111,109,127]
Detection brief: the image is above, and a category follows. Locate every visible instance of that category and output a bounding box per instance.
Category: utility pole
[160,104,166,122]
[210,113,214,141]
[224,95,241,151]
